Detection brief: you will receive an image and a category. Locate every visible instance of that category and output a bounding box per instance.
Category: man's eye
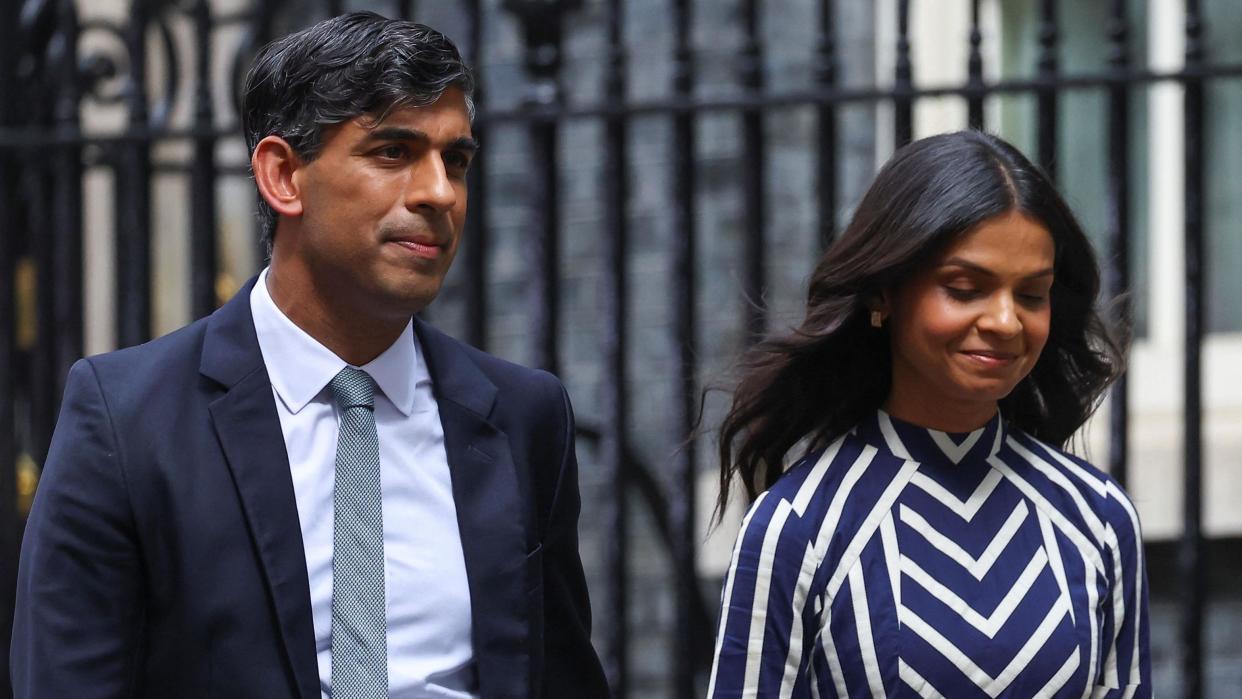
[444,151,470,171]
[376,145,406,159]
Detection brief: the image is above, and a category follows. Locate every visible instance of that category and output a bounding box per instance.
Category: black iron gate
[2,1,1239,697]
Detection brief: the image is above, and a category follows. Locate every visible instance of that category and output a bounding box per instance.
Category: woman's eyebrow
[939,257,1054,279]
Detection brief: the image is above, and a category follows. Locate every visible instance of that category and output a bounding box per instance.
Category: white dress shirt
[250,269,478,698]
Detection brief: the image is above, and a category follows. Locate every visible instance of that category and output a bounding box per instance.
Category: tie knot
[329,367,375,410]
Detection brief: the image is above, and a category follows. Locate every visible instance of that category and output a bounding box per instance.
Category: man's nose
[406,154,457,213]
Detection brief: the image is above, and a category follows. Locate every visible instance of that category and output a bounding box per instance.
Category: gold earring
[870,311,883,328]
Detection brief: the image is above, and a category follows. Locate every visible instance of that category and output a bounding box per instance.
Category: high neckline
[854,408,1005,466]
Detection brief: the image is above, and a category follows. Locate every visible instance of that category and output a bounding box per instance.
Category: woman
[708,131,1149,698]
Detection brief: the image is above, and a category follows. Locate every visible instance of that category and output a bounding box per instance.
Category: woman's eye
[945,286,979,300]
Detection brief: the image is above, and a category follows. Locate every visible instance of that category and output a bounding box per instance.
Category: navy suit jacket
[11,278,609,698]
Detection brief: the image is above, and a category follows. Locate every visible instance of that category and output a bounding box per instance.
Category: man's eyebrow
[362,127,479,153]
[939,257,1054,279]
[447,136,480,153]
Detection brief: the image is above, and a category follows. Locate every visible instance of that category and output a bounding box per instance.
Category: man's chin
[379,281,442,318]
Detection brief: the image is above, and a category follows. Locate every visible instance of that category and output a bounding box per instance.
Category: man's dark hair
[242,11,474,255]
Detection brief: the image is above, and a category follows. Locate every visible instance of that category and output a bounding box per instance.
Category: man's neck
[265,265,407,367]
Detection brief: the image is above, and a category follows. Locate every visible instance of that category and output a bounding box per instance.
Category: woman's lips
[960,350,1018,368]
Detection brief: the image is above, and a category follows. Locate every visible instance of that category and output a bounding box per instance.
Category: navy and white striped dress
[708,410,1150,698]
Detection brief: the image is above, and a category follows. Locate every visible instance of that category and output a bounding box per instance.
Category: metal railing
[1,0,1234,696]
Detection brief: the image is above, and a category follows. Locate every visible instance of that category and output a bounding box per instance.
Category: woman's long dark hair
[717,130,1124,514]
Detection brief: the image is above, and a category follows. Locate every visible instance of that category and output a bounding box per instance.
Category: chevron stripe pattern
[708,410,1151,698]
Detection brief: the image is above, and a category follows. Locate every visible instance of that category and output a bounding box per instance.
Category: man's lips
[386,237,444,260]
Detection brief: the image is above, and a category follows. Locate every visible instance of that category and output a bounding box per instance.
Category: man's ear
[251,135,304,219]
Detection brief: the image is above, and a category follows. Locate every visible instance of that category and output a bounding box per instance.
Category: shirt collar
[249,268,426,416]
[359,320,424,416]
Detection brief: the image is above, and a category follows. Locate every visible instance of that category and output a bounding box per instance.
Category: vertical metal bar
[1036,0,1059,180]
[815,0,837,248]
[602,3,630,695]
[51,0,82,418]
[1181,3,1206,697]
[530,127,559,373]
[1105,0,1130,489]
[399,0,418,20]
[463,0,488,349]
[967,0,984,130]
[0,254,13,699]
[672,0,701,693]
[246,3,276,267]
[0,0,21,691]
[116,0,152,348]
[28,171,55,465]
[16,0,59,475]
[509,4,567,375]
[894,0,913,147]
[190,0,218,319]
[740,0,766,342]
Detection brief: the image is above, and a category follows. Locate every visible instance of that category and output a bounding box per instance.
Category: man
[11,12,608,698]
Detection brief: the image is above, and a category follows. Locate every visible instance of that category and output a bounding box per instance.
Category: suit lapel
[415,319,530,698]
[195,292,529,698]
[201,278,320,699]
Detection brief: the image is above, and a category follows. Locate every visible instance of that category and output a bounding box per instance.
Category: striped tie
[328,367,388,698]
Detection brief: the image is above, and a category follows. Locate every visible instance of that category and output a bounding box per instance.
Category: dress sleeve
[707,491,819,698]
[1093,482,1152,698]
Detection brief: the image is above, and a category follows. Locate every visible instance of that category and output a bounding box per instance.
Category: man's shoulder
[417,320,563,397]
[86,315,211,376]
[78,316,216,413]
